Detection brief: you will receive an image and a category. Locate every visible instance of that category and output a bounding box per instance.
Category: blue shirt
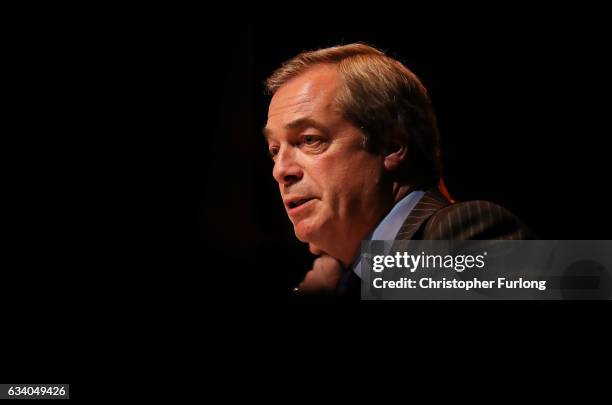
[352,190,425,278]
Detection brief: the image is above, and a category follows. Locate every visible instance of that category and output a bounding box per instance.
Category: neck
[334,182,414,267]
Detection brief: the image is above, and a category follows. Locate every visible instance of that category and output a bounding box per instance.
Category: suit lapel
[394,188,450,240]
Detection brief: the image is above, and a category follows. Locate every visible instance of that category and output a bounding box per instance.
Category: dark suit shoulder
[419,200,535,240]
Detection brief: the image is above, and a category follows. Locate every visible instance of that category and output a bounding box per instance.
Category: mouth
[287,198,314,209]
[285,197,317,215]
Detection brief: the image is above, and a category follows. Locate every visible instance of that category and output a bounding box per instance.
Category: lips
[288,198,312,209]
[284,196,317,213]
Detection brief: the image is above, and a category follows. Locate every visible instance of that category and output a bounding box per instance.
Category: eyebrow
[262,117,329,141]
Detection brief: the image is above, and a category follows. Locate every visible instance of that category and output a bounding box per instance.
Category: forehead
[266,65,341,131]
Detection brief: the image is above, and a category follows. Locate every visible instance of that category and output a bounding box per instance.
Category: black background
[2,6,610,391]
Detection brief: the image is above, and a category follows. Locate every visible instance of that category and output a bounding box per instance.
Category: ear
[383,141,408,172]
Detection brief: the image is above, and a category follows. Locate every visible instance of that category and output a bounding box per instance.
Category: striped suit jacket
[336,188,535,297]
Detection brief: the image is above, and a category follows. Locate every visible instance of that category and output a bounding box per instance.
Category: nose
[272,145,303,186]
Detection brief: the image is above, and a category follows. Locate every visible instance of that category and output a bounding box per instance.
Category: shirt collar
[351,190,425,278]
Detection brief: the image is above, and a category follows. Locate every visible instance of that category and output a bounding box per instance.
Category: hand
[294,244,344,295]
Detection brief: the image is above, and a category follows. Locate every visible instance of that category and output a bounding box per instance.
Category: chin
[293,219,320,243]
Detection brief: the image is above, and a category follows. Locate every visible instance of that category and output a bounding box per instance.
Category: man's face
[264,65,388,260]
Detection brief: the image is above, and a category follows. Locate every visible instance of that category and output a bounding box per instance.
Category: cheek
[324,158,381,205]
[302,148,382,220]
[312,158,356,194]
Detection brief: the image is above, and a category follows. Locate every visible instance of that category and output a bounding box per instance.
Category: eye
[268,146,279,159]
[302,135,319,145]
